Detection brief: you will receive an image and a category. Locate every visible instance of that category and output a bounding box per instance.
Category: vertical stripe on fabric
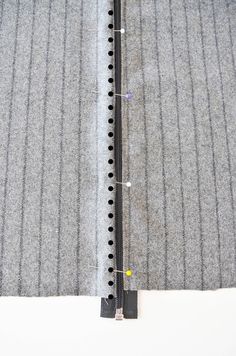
[75,0,84,295]
[38,0,52,296]
[225,0,236,272]
[138,0,150,289]
[183,0,204,289]
[211,0,236,283]
[225,0,236,80]
[154,0,168,289]
[0,0,20,295]
[169,0,186,288]
[18,0,37,295]
[56,0,68,296]
[198,0,222,287]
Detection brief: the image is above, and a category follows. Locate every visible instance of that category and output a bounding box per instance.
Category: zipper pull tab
[115,308,124,320]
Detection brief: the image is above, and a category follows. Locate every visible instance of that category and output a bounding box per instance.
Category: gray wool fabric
[122,0,236,291]
[0,0,115,297]
[1,0,236,300]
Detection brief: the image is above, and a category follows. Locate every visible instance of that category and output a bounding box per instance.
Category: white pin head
[115,181,131,187]
[114,28,125,34]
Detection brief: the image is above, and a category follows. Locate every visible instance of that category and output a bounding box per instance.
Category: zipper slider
[115,308,124,320]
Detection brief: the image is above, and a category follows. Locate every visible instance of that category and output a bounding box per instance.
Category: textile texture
[122,0,236,291]
[2,0,236,299]
[0,0,115,297]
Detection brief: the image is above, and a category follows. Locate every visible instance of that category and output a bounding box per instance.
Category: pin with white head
[116,181,131,187]
[113,28,125,34]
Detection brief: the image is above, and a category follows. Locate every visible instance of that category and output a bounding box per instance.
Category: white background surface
[0,290,235,356]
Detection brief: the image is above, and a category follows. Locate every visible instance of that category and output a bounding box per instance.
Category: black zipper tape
[100,291,138,319]
[100,0,138,319]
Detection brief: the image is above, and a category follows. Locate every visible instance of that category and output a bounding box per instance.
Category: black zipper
[100,1,138,319]
[114,0,124,320]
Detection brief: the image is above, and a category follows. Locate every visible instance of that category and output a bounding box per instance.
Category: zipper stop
[115,308,124,320]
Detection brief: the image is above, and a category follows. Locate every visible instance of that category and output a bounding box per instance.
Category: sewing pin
[113,28,125,34]
[116,181,131,187]
[113,269,133,277]
[114,91,133,101]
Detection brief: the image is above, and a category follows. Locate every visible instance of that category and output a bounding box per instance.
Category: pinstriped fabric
[0,0,114,297]
[122,0,236,291]
[183,0,205,289]
[2,0,236,298]
[38,0,52,296]
[75,0,84,296]
[169,0,186,288]
[212,0,236,279]
[153,0,167,290]
[38,0,51,296]
[18,0,37,296]
[198,0,222,288]
[0,0,20,295]
[56,0,68,296]
[138,0,151,288]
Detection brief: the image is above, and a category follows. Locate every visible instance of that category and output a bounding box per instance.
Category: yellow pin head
[125,269,133,277]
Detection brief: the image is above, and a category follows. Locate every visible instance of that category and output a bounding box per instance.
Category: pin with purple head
[115,91,133,101]
[124,91,133,101]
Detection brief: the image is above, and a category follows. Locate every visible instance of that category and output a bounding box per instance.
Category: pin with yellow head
[125,269,133,277]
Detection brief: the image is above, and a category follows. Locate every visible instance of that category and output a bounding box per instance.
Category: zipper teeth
[114,0,123,310]
[107,6,115,301]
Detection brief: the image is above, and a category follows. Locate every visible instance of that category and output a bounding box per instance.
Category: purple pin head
[124,91,133,101]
